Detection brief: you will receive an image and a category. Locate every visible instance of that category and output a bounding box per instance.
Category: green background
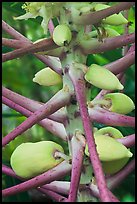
[2,2,135,202]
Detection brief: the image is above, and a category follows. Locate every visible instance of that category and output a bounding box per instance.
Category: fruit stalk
[2,37,58,63]
[79,33,135,54]
[2,86,66,123]
[2,96,67,141]
[2,38,26,49]
[2,20,63,74]
[2,161,72,197]
[117,134,135,148]
[71,2,134,25]
[38,188,66,202]
[107,159,135,190]
[2,164,70,196]
[104,51,135,75]
[88,107,135,127]
[2,88,71,147]
[69,65,111,202]
[67,133,86,202]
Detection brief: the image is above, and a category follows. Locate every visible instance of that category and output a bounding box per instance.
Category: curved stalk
[107,159,135,190]
[67,133,86,202]
[2,96,67,141]
[117,134,135,148]
[2,161,72,197]
[2,20,62,74]
[88,107,135,127]
[104,51,135,75]
[2,88,71,147]
[71,2,134,25]
[38,188,66,202]
[2,38,25,49]
[2,38,58,63]
[69,65,111,202]
[2,86,67,124]
[79,33,135,55]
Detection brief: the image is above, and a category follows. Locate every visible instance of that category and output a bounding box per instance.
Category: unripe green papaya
[102,157,129,175]
[95,126,123,139]
[33,67,62,86]
[10,141,64,179]
[53,24,72,46]
[94,4,128,25]
[104,93,135,114]
[89,27,120,38]
[84,64,124,90]
[85,135,132,161]
[104,27,120,37]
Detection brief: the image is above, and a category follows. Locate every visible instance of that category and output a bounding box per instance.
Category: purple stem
[93,90,112,100]
[2,96,67,141]
[127,43,135,54]
[2,20,62,75]
[2,38,26,49]
[2,164,70,197]
[42,181,70,196]
[67,133,86,202]
[2,161,71,197]
[107,159,135,190]
[80,33,135,54]
[117,134,135,148]
[71,2,134,25]
[2,86,135,128]
[122,10,129,56]
[2,20,28,41]
[38,187,66,202]
[107,190,120,202]
[2,89,71,147]
[2,164,22,180]
[69,67,111,202]
[89,107,135,127]
[2,38,58,63]
[2,86,67,124]
[48,19,55,36]
[104,51,135,75]
[33,54,62,75]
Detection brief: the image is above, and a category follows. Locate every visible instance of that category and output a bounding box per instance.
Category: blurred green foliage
[2,2,135,202]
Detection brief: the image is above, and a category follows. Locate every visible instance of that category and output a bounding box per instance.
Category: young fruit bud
[10,141,64,179]
[84,64,124,90]
[89,27,120,38]
[103,93,135,114]
[85,135,132,161]
[104,27,120,37]
[95,126,123,139]
[33,67,62,86]
[53,24,72,46]
[102,157,129,175]
[94,4,128,25]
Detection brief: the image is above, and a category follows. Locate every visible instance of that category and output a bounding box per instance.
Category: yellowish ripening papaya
[94,3,128,25]
[103,93,135,114]
[102,157,130,175]
[85,135,132,161]
[94,126,123,139]
[33,67,62,86]
[10,141,64,179]
[84,64,124,90]
[53,24,72,46]
[93,127,131,174]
